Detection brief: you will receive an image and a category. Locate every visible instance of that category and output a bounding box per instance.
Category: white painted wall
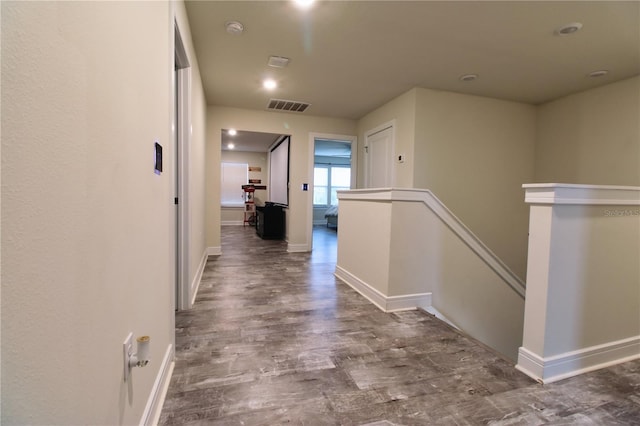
[335,189,525,360]
[535,76,640,186]
[518,184,640,383]
[413,88,536,280]
[1,1,207,424]
[175,2,209,302]
[337,199,393,296]
[356,89,417,188]
[206,106,356,251]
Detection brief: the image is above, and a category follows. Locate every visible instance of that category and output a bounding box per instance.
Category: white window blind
[221,162,247,207]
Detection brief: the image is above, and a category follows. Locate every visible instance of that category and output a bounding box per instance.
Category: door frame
[364,120,396,188]
[306,132,357,252]
[174,22,192,311]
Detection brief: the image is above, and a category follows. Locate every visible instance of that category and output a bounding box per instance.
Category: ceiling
[221,129,352,157]
[222,129,282,152]
[185,1,639,122]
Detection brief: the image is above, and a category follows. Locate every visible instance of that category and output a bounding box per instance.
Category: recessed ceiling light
[268,56,291,68]
[225,21,244,35]
[293,0,315,9]
[555,22,582,36]
[460,74,478,82]
[227,143,235,149]
[588,70,609,78]
[228,129,237,136]
[263,79,277,90]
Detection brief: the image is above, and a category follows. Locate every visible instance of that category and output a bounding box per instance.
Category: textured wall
[1,2,180,424]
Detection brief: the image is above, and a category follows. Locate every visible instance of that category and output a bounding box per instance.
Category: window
[314,165,351,206]
[221,162,248,207]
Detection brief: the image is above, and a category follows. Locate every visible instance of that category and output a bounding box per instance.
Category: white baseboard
[287,243,309,253]
[140,344,175,426]
[221,221,243,226]
[334,265,431,312]
[190,249,208,306]
[207,246,221,256]
[516,336,640,384]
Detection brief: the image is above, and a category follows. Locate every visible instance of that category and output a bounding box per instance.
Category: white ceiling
[222,129,283,152]
[186,1,640,121]
[222,129,352,157]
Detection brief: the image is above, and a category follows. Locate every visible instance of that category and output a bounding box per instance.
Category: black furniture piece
[256,203,285,240]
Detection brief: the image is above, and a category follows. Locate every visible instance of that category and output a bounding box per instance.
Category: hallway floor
[159,226,640,425]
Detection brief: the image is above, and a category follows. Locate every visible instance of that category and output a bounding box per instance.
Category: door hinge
[364,146,369,154]
[174,197,179,205]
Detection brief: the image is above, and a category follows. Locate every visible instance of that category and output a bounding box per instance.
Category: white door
[365,124,394,188]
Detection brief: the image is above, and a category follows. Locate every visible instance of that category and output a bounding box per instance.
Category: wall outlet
[123,332,133,381]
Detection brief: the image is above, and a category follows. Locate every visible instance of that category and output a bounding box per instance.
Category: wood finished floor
[160,225,640,425]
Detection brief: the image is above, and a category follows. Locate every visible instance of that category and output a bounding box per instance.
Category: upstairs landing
[160,226,640,425]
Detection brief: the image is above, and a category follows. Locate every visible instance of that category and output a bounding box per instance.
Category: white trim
[207,246,222,256]
[334,265,432,312]
[175,24,192,312]
[313,219,328,225]
[221,220,243,226]
[139,344,175,426]
[287,243,309,253]
[523,183,640,205]
[337,188,526,298]
[516,336,640,384]
[190,249,208,306]
[335,265,386,310]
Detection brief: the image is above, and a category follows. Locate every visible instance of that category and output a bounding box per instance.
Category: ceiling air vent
[267,98,311,113]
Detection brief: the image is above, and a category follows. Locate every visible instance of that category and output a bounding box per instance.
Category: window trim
[221,162,248,208]
[313,164,351,207]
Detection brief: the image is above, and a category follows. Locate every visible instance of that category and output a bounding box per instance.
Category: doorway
[307,133,357,252]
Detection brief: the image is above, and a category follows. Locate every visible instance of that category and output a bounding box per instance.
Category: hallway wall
[206,106,356,252]
[177,5,209,294]
[1,1,207,424]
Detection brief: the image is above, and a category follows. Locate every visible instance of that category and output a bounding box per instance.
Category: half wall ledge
[517,183,640,383]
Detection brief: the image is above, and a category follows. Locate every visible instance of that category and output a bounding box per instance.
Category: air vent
[267,98,311,113]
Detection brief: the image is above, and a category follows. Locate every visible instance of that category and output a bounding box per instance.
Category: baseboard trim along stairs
[334,265,432,312]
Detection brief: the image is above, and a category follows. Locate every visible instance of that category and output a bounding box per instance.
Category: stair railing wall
[335,188,526,361]
[517,183,640,383]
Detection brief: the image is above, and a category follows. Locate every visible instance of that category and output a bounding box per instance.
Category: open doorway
[307,133,357,252]
[220,130,289,228]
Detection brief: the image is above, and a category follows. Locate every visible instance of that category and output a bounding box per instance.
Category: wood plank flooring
[159,225,640,425]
